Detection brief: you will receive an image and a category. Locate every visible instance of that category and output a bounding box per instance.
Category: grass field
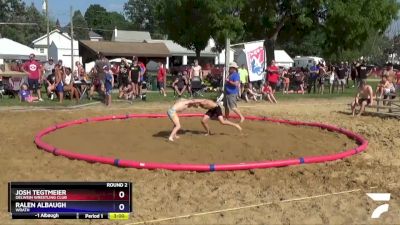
[0,80,379,107]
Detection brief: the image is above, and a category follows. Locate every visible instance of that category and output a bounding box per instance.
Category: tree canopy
[0,0,49,45]
[124,0,162,38]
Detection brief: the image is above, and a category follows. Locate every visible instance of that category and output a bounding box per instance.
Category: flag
[42,0,47,11]
[245,41,266,82]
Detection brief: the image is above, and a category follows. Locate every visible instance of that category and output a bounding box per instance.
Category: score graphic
[8,182,132,220]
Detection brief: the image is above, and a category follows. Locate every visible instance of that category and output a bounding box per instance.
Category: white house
[48,40,81,69]
[32,29,80,68]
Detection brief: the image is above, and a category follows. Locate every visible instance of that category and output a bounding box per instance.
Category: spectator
[376,74,391,99]
[63,67,80,102]
[43,57,55,79]
[267,60,279,93]
[336,62,347,94]
[295,69,305,94]
[46,69,56,100]
[281,69,290,94]
[172,74,188,98]
[54,64,64,103]
[118,58,131,99]
[308,62,319,94]
[129,56,142,99]
[104,65,114,106]
[328,65,335,94]
[262,82,277,103]
[356,60,369,87]
[89,52,109,100]
[157,61,167,97]
[224,62,244,123]
[238,64,249,97]
[351,61,358,88]
[19,83,38,102]
[73,61,85,80]
[190,59,203,81]
[317,63,326,94]
[22,53,43,101]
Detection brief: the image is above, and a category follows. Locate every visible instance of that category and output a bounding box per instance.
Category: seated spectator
[63,68,80,102]
[46,69,56,100]
[19,83,38,103]
[376,75,391,99]
[172,74,188,98]
[262,82,277,104]
[243,83,262,102]
[351,80,374,116]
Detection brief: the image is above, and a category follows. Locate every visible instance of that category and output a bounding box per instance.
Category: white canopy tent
[0,38,46,61]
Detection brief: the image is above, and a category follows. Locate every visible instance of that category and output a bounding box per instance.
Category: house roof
[89,30,102,39]
[32,29,71,45]
[79,40,170,59]
[145,39,217,57]
[0,38,46,61]
[112,30,152,42]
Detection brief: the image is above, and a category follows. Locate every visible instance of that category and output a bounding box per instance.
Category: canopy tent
[0,38,46,61]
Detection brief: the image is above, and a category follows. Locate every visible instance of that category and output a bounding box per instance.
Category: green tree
[240,0,323,65]
[210,0,245,53]
[0,1,49,45]
[84,4,131,40]
[124,0,161,37]
[72,10,89,40]
[322,0,399,59]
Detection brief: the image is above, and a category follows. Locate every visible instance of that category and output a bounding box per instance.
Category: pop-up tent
[0,38,46,61]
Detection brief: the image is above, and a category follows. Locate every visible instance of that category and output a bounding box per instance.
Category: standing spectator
[73,61,85,80]
[157,61,167,97]
[317,63,326,94]
[356,60,370,87]
[345,61,351,88]
[118,59,131,99]
[336,62,347,94]
[129,56,142,99]
[308,62,319,94]
[138,60,146,98]
[328,65,336,94]
[238,64,249,98]
[190,59,203,81]
[54,64,64,103]
[267,60,279,93]
[350,61,358,88]
[281,69,290,94]
[104,65,114,106]
[22,53,43,101]
[43,57,55,79]
[224,62,245,123]
[295,69,305,94]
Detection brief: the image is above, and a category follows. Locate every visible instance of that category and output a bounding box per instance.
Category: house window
[40,48,44,53]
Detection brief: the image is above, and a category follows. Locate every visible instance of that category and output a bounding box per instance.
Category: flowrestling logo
[367,193,391,219]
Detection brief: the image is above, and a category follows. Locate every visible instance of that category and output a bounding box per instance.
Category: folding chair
[190,77,204,97]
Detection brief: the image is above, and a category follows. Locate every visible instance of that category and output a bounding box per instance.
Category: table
[74,80,92,101]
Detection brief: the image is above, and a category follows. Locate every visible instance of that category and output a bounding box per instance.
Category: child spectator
[19,83,38,102]
[262,82,277,103]
[243,84,262,102]
[104,65,114,106]
[376,75,390,99]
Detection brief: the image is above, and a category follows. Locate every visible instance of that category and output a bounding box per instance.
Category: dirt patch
[0,99,399,225]
[42,118,356,164]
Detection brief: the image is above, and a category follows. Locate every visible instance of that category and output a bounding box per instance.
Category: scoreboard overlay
[8,182,132,219]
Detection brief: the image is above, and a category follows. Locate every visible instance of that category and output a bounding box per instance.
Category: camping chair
[5,77,23,98]
[190,77,204,97]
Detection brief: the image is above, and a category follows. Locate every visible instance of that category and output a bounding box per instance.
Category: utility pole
[223,37,230,90]
[45,0,49,60]
[70,5,74,72]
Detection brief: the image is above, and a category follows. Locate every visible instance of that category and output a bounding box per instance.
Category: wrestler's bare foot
[240,116,245,123]
[168,137,174,142]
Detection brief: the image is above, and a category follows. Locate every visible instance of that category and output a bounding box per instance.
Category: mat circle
[34,114,368,172]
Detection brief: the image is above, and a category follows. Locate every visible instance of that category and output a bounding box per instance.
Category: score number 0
[118,191,126,211]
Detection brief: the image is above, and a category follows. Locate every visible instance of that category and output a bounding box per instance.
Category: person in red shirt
[23,53,43,101]
[267,60,279,93]
[157,62,167,97]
